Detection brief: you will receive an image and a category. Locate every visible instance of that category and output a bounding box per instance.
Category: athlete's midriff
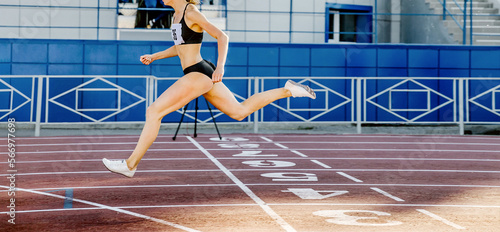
[175,44,204,70]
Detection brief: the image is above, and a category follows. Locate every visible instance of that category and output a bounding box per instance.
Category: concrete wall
[375,0,400,43]
[0,0,117,40]
[400,0,455,44]
[0,0,447,44]
[226,0,380,43]
[491,0,500,11]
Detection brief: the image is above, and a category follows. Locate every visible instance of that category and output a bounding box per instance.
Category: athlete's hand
[140,54,154,65]
[212,66,224,83]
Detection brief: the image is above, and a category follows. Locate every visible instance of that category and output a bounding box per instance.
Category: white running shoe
[102,158,136,178]
[284,80,316,99]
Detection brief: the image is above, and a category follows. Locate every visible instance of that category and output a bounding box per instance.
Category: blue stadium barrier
[2,39,500,135]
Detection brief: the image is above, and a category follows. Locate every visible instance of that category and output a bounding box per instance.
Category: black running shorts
[183,59,216,79]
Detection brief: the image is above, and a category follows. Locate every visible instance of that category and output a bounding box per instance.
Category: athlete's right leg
[102,73,213,177]
[126,73,213,170]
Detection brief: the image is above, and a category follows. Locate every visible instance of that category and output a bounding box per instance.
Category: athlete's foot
[102,158,136,178]
[284,80,316,99]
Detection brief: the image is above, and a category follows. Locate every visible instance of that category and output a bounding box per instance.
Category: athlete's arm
[140,45,178,65]
[187,6,228,83]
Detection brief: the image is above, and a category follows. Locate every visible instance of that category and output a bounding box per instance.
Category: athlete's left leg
[203,82,291,121]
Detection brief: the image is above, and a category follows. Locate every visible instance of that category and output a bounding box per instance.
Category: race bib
[171,23,185,45]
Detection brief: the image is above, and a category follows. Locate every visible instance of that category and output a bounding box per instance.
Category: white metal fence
[1,75,500,136]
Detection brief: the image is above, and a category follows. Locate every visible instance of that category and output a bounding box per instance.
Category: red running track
[1,134,500,231]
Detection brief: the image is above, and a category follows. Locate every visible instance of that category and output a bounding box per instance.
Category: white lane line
[417,209,466,230]
[370,187,405,202]
[3,203,500,216]
[194,134,500,141]
[291,150,308,157]
[8,140,500,147]
[1,183,499,193]
[253,148,500,153]
[0,184,238,192]
[311,160,331,169]
[231,157,500,162]
[231,169,500,173]
[258,136,289,150]
[5,157,500,164]
[2,207,102,214]
[16,148,500,154]
[0,185,200,232]
[273,148,500,153]
[268,203,500,208]
[0,158,209,164]
[4,168,500,177]
[245,141,500,146]
[7,135,142,140]
[260,137,273,142]
[0,141,190,147]
[9,135,191,140]
[274,143,289,149]
[244,183,500,188]
[0,170,222,176]
[0,203,259,215]
[15,148,197,155]
[14,134,500,141]
[187,136,296,232]
[336,172,363,182]
[192,134,500,138]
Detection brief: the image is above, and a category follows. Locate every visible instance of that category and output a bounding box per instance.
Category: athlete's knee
[232,114,246,121]
[145,104,163,121]
[226,111,248,121]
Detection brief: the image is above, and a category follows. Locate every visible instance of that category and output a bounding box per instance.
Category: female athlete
[103,0,316,177]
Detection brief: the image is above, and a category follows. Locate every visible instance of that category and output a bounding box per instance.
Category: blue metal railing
[5,75,500,136]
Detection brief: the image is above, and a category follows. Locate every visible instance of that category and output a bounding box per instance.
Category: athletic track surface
[1,133,499,231]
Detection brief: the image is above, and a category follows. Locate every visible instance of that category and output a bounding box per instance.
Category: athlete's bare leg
[203,82,292,121]
[125,73,213,170]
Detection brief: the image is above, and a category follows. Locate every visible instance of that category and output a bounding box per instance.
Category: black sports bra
[171,4,203,45]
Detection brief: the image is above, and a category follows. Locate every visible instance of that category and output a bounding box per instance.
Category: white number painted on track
[218,143,260,149]
[242,160,296,168]
[282,188,348,200]
[211,137,249,142]
[313,210,403,226]
[232,151,278,157]
[261,172,318,181]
